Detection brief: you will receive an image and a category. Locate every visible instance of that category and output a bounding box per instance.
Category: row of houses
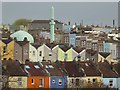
[2,59,120,89]
[1,38,116,64]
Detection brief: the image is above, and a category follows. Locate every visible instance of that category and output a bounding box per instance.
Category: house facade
[1,39,14,60]
[2,60,28,89]
[25,61,49,89]
[14,41,29,64]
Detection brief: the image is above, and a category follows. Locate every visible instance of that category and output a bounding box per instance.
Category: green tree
[13,18,31,26]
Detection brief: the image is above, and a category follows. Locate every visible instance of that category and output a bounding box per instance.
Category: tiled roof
[86,49,97,56]
[79,61,101,76]
[41,62,65,76]
[2,60,27,76]
[98,61,118,78]
[99,52,110,58]
[24,62,48,76]
[59,45,71,52]
[32,44,41,49]
[45,43,57,49]
[113,62,120,77]
[16,41,29,46]
[2,38,13,44]
[60,61,84,77]
[73,47,85,53]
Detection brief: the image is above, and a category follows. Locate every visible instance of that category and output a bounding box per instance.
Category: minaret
[50,6,55,43]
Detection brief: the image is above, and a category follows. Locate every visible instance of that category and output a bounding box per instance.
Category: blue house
[98,61,118,88]
[69,33,76,47]
[41,62,67,89]
[103,41,110,52]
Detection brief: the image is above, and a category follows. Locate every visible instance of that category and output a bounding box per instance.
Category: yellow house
[79,61,102,86]
[2,60,28,89]
[98,52,112,63]
[8,76,27,89]
[1,39,14,60]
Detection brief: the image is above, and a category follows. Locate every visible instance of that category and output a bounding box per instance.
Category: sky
[2,2,118,26]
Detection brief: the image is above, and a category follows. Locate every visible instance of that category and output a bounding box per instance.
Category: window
[32,79,34,84]
[52,78,56,84]
[76,79,79,86]
[109,80,113,87]
[33,51,35,55]
[24,50,28,55]
[15,50,18,54]
[39,78,44,87]
[39,51,42,56]
[71,79,74,83]
[64,53,67,60]
[93,79,96,83]
[49,52,52,56]
[3,58,7,60]
[3,46,7,53]
[58,78,62,85]
[18,78,22,86]
[88,79,90,83]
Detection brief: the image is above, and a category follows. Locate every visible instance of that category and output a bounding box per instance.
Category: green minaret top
[51,6,54,19]
[50,6,55,43]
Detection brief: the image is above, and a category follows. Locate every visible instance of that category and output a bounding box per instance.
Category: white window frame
[39,78,44,87]
[32,78,34,84]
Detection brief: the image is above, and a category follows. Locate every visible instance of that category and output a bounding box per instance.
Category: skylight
[48,65,54,69]
[39,62,43,67]
[34,65,40,69]
[46,65,49,68]
[25,65,30,69]
[85,63,89,66]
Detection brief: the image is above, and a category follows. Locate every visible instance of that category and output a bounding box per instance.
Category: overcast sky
[2,2,118,26]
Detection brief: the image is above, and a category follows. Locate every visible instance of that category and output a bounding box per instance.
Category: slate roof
[59,61,84,77]
[24,62,48,76]
[113,62,120,77]
[73,47,85,53]
[79,61,101,76]
[45,43,57,49]
[2,60,27,76]
[59,45,71,52]
[32,44,41,49]
[98,61,118,78]
[86,49,97,56]
[99,52,110,58]
[15,41,29,46]
[2,38,13,44]
[41,62,66,76]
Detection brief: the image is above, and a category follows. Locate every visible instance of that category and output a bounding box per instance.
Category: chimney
[68,21,70,25]
[14,37,17,41]
[113,20,115,28]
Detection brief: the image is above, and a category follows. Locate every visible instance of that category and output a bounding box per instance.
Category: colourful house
[58,61,84,88]
[14,40,29,64]
[41,62,67,89]
[58,45,71,61]
[1,39,14,60]
[79,61,102,87]
[24,61,49,89]
[2,60,28,89]
[98,61,118,88]
[73,47,86,61]
[98,52,112,63]
[29,44,38,62]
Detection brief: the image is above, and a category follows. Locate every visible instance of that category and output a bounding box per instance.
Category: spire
[52,6,54,19]
[50,6,55,43]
